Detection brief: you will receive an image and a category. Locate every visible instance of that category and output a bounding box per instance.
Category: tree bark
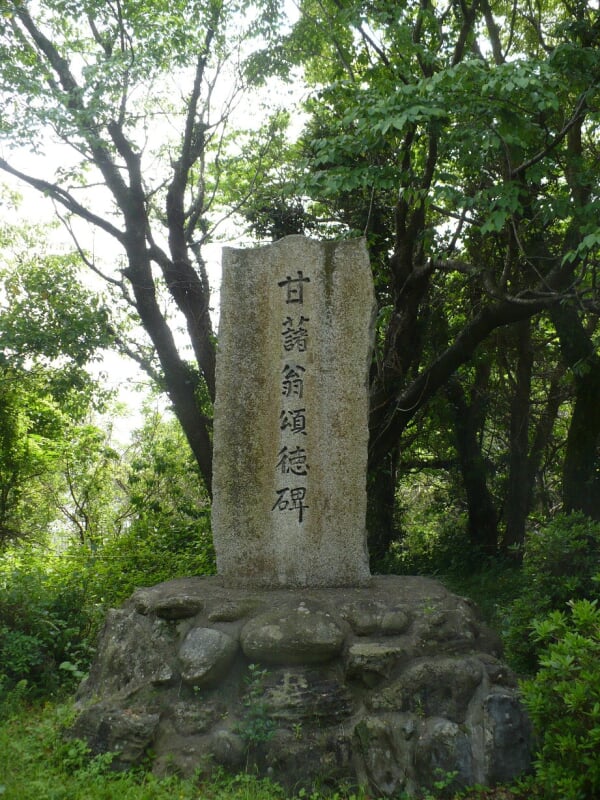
[550,304,600,519]
[446,372,498,554]
[527,365,567,516]
[368,294,552,471]
[562,365,600,518]
[503,320,533,552]
[366,448,399,569]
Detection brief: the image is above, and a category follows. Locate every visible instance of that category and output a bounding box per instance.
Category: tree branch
[0,157,126,244]
[369,292,556,467]
[510,93,589,179]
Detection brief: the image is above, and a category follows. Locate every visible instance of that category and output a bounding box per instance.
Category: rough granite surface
[71,575,532,797]
[212,236,375,588]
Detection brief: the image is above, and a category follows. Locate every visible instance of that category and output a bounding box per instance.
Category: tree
[58,404,214,607]
[238,0,600,558]
[0,0,283,495]
[0,218,113,546]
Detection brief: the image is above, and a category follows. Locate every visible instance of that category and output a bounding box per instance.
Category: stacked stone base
[71,575,532,797]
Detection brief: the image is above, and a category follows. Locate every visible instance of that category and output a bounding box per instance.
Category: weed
[235,664,276,749]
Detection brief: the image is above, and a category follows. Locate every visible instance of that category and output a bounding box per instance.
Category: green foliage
[0,403,215,698]
[75,503,214,609]
[0,556,97,699]
[0,0,275,148]
[520,599,600,800]
[0,699,283,799]
[0,700,375,800]
[504,513,600,673]
[389,475,472,577]
[0,230,113,370]
[77,410,215,607]
[0,221,116,548]
[235,663,275,748]
[236,0,600,564]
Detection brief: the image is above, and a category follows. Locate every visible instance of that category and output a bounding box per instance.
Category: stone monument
[212,235,374,588]
[70,236,533,797]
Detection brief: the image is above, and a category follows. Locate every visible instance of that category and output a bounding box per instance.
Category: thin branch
[0,157,126,244]
[354,21,392,70]
[510,93,589,179]
[53,204,128,292]
[110,336,163,386]
[12,4,131,208]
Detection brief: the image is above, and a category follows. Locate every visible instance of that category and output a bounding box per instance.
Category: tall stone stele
[212,235,375,588]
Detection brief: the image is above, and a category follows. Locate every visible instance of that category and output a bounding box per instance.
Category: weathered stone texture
[368,656,484,722]
[212,235,375,588]
[262,668,354,723]
[71,576,532,796]
[240,603,345,665]
[178,627,238,687]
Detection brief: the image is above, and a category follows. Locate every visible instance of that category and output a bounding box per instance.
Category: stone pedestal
[71,576,532,797]
[212,236,375,588]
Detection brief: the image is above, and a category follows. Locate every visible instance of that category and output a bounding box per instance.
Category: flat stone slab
[212,236,375,588]
[345,640,412,686]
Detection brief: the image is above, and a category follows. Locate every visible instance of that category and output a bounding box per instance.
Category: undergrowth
[0,700,364,800]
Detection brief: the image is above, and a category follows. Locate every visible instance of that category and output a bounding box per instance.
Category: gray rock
[208,599,257,622]
[76,609,175,701]
[354,715,417,797]
[240,603,345,664]
[345,640,411,687]
[482,692,533,783]
[342,600,410,636]
[415,602,502,657]
[169,699,226,736]
[263,727,355,790]
[70,705,160,765]
[414,718,474,792]
[132,587,203,619]
[178,627,238,687]
[209,729,247,768]
[263,668,354,723]
[369,656,484,723]
[477,653,519,688]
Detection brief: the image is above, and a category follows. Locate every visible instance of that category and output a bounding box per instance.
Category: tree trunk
[366,448,399,569]
[562,365,600,518]
[122,231,214,496]
[503,321,533,552]
[550,304,600,519]
[446,374,498,554]
[527,365,567,516]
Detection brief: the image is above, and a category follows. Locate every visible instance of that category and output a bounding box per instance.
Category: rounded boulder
[178,627,238,687]
[240,602,345,665]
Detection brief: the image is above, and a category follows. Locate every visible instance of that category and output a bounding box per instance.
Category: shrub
[504,512,600,673]
[0,558,96,699]
[520,597,600,800]
[78,507,215,608]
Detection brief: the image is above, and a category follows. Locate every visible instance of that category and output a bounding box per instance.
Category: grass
[0,698,371,800]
